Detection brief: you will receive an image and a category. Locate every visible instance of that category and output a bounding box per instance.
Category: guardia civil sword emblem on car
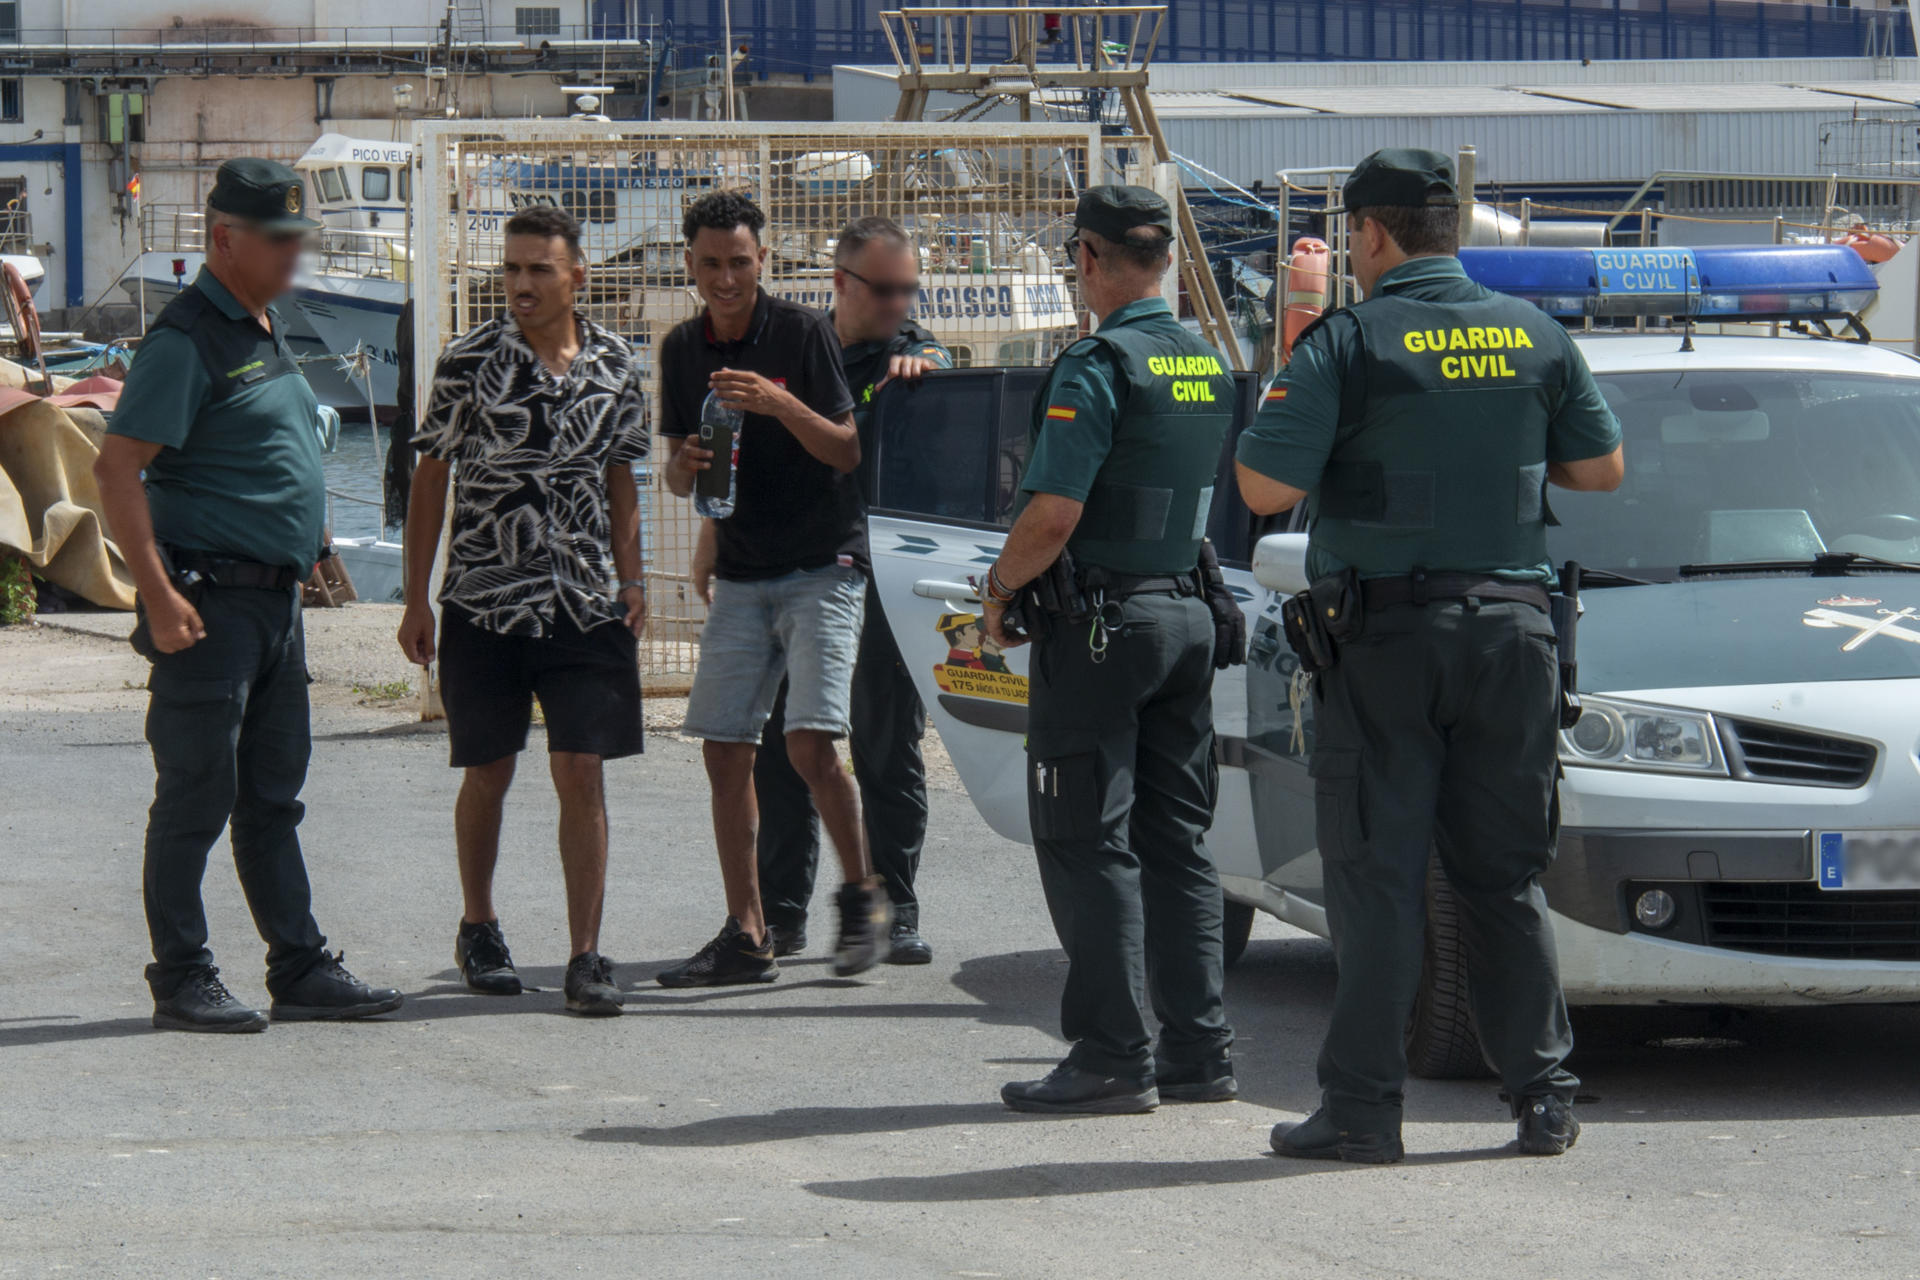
[1802,604,1920,652]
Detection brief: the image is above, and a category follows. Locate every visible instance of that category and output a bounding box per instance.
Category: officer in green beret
[985,185,1237,1114]
[1236,148,1623,1160]
[96,157,403,1032]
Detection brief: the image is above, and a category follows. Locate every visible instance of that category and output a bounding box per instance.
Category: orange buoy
[1281,236,1330,363]
[1838,229,1900,265]
[2,260,39,363]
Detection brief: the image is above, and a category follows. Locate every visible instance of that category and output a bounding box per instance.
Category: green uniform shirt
[1237,255,1620,583]
[109,268,327,573]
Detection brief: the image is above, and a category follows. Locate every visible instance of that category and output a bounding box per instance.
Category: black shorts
[439,606,645,768]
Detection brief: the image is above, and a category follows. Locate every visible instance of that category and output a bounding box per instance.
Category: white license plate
[1817,831,1920,891]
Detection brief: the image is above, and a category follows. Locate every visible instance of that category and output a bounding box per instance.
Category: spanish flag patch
[1045,405,1077,421]
[1264,385,1288,404]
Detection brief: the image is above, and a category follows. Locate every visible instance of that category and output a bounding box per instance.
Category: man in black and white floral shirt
[398,205,648,1017]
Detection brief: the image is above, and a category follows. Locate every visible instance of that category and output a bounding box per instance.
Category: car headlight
[1559,696,1726,775]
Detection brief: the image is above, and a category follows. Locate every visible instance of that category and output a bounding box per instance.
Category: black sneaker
[564,952,624,1016]
[1516,1094,1580,1156]
[152,965,268,1034]
[1001,1061,1158,1115]
[884,921,933,966]
[767,921,808,958]
[1156,1052,1238,1103]
[455,920,523,995]
[268,952,405,1022]
[656,918,779,988]
[832,879,888,977]
[1270,1108,1404,1165]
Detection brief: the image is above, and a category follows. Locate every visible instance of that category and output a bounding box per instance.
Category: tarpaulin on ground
[0,373,134,610]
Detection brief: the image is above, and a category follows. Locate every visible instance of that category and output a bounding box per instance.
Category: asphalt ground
[2,613,1918,1279]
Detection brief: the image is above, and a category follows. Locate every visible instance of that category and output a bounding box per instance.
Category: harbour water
[322,422,393,541]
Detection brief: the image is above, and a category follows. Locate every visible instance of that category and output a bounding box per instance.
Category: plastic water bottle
[694,390,743,519]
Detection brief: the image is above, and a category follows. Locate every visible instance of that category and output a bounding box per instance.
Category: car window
[1550,368,1920,577]
[870,366,1263,557]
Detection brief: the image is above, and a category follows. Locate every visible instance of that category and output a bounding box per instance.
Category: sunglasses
[840,265,919,301]
[1063,232,1097,263]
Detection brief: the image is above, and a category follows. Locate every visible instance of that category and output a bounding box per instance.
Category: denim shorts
[684,564,866,742]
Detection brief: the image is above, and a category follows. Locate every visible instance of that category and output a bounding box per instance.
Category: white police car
[862,244,1920,1078]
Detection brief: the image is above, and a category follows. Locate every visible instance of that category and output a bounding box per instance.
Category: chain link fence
[412,119,1136,691]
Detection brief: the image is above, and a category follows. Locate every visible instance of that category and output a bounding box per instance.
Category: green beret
[1340,148,1458,212]
[1074,184,1174,244]
[208,157,323,233]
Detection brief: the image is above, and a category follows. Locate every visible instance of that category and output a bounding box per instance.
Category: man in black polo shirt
[740,215,950,965]
[657,190,886,985]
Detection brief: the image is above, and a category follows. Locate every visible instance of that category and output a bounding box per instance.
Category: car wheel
[1222,900,1256,970]
[1405,855,1495,1080]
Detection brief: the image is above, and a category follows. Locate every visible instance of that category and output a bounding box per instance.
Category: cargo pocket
[1027,732,1102,844]
[1310,747,1366,862]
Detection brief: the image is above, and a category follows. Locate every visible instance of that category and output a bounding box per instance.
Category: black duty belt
[167,548,305,591]
[1361,571,1550,613]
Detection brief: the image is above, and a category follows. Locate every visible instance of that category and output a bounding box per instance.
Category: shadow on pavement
[576,1101,1042,1148]
[802,1147,1520,1203]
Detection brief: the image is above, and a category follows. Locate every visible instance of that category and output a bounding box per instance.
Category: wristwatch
[618,579,646,592]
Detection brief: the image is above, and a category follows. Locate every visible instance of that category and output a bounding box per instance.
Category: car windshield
[1547,368,1920,580]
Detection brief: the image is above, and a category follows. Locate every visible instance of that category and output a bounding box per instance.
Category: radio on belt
[1456,244,1880,322]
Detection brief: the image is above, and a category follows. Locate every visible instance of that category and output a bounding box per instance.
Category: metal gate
[411,119,1132,691]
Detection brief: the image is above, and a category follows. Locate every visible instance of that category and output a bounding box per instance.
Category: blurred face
[502,232,584,331]
[212,218,305,300]
[686,224,765,330]
[834,239,920,341]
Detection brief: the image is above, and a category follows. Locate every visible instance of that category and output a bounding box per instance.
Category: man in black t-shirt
[657,190,887,986]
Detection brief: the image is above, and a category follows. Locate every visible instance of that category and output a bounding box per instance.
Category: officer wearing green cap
[985,185,1238,1115]
[1235,148,1623,1160]
[95,157,403,1032]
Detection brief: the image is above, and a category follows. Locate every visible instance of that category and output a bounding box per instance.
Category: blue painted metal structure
[603,1,1916,81]
[0,140,82,307]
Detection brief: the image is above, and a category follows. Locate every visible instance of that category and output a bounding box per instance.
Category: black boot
[564,952,624,1017]
[1001,1061,1158,1115]
[152,966,268,1034]
[884,921,933,966]
[455,919,523,995]
[1155,1052,1238,1103]
[1270,1109,1405,1164]
[766,919,808,958]
[1516,1094,1580,1156]
[269,952,405,1022]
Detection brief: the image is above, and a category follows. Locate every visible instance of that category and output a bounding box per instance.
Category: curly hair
[683,189,766,246]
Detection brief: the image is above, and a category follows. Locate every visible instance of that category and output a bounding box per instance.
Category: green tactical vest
[1037,314,1234,576]
[1312,289,1564,579]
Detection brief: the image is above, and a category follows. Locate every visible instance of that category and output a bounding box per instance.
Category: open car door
[863,367,1271,867]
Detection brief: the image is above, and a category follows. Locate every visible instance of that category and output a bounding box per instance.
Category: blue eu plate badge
[1818,832,1844,889]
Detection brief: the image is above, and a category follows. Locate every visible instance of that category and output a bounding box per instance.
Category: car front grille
[1722,719,1876,789]
[1700,882,1920,961]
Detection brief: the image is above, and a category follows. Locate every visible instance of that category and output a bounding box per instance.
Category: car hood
[1581,575,1920,692]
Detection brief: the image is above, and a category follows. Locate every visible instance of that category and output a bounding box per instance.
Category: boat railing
[139,203,411,280]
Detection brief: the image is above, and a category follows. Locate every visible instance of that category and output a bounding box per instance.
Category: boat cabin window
[362,166,391,203]
[398,167,410,204]
[316,167,348,204]
[559,187,616,224]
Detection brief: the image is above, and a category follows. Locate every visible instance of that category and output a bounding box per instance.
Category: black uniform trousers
[755,577,930,930]
[1025,591,1232,1077]
[1311,598,1579,1131]
[141,584,327,998]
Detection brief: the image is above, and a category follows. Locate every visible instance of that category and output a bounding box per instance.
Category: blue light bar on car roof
[1456,244,1879,321]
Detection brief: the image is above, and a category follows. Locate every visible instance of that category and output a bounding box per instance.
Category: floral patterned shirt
[415,312,648,637]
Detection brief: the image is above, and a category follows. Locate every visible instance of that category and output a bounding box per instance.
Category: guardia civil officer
[984,186,1236,1114]
[1235,149,1623,1160]
[95,159,403,1032]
